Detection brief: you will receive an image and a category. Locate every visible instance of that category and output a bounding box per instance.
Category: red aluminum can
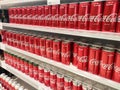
[78,2,90,30]
[24,59,29,75]
[46,38,53,59]
[22,7,27,24]
[72,80,82,90]
[68,3,78,29]
[12,8,16,23]
[26,6,32,25]
[89,1,104,31]
[29,35,35,53]
[17,8,22,24]
[99,46,115,79]
[24,34,30,51]
[50,71,57,90]
[112,49,120,82]
[77,42,89,71]
[59,4,68,28]
[38,65,44,83]
[44,5,52,26]
[16,33,20,48]
[33,63,39,80]
[61,40,71,65]
[19,33,25,50]
[34,36,41,55]
[51,5,59,27]
[72,42,79,66]
[64,77,72,90]
[29,61,34,78]
[20,58,25,73]
[40,37,46,57]
[15,8,20,23]
[31,6,37,25]
[116,9,120,33]
[7,31,12,45]
[44,69,50,86]
[37,6,45,26]
[102,0,119,32]
[17,56,21,70]
[57,74,64,90]
[88,45,101,75]
[53,39,61,62]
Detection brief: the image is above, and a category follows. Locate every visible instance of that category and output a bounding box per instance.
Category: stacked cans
[9,0,120,33]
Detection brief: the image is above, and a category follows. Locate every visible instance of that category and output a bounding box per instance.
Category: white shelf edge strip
[0,61,51,90]
[0,43,120,89]
[3,23,120,41]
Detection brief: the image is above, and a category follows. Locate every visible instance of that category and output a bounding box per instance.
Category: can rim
[90,44,101,49]
[78,42,89,46]
[103,46,115,52]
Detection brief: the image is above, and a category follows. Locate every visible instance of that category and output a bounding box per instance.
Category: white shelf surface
[0,61,51,90]
[3,23,120,41]
[0,43,120,90]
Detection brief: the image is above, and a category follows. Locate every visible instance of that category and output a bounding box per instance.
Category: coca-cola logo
[64,86,72,90]
[38,15,44,20]
[77,56,88,63]
[114,66,120,73]
[78,14,89,22]
[53,50,60,55]
[50,78,56,84]
[90,59,99,65]
[59,14,68,21]
[101,62,113,70]
[44,76,50,80]
[68,14,77,21]
[57,82,64,87]
[40,46,45,51]
[51,14,59,21]
[103,13,117,22]
[61,52,71,58]
[44,14,51,20]
[46,47,53,53]
[89,14,102,22]
[39,73,44,77]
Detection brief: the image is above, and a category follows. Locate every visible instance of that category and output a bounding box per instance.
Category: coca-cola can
[31,6,37,25]
[40,37,46,57]
[24,59,29,75]
[29,35,35,53]
[89,1,104,31]
[24,34,30,51]
[17,8,22,24]
[16,8,20,24]
[22,7,27,24]
[37,6,45,26]
[51,5,59,27]
[72,80,82,90]
[14,8,18,23]
[44,5,52,26]
[26,6,32,25]
[102,0,119,32]
[15,33,20,48]
[59,4,68,28]
[29,61,34,78]
[88,44,101,75]
[99,46,115,79]
[12,8,16,23]
[112,49,120,82]
[33,63,39,80]
[57,73,64,90]
[68,3,78,29]
[72,42,79,66]
[38,65,44,83]
[44,69,50,86]
[46,38,53,59]
[78,2,91,30]
[61,40,71,65]
[50,71,57,90]
[77,42,89,71]
[20,58,25,73]
[53,39,61,62]
[64,77,72,90]
[19,33,25,50]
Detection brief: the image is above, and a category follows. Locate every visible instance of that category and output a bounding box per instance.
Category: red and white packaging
[57,74,64,90]
[72,80,82,90]
[72,42,79,66]
[102,0,119,32]
[112,49,120,82]
[59,4,68,28]
[51,5,59,27]
[37,6,45,26]
[24,34,30,51]
[33,63,39,80]
[12,8,16,23]
[61,40,71,65]
[26,6,32,25]
[50,71,57,90]
[28,61,33,78]
[31,6,37,25]
[22,7,28,24]
[53,39,61,62]
[64,77,72,90]
[116,8,120,33]
[46,38,53,59]
[99,46,115,79]
[68,3,78,29]
[29,35,35,53]
[40,37,46,57]
[38,65,44,83]
[44,69,50,86]
[78,2,90,30]
[77,42,89,71]
[88,45,101,75]
[89,1,104,31]
[17,8,22,24]
[44,5,52,26]
[24,59,29,75]
[9,8,13,23]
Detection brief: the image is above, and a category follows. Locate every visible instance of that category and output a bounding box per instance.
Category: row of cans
[0,73,28,90]
[1,30,120,83]
[9,0,120,33]
[4,52,94,90]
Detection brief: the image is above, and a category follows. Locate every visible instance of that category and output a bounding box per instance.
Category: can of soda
[57,73,64,90]
[29,35,35,53]
[31,6,37,25]
[28,60,34,78]
[44,68,50,86]
[77,42,89,71]
[72,80,82,90]
[24,59,29,75]
[33,63,39,80]
[24,34,30,51]
[61,40,71,65]
[64,77,72,90]
[38,65,44,83]
[99,46,115,79]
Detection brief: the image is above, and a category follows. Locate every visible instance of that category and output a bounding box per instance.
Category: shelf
[3,23,120,41]
[0,61,51,90]
[0,43,120,90]
[0,0,47,9]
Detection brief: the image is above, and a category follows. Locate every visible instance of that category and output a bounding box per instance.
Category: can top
[33,63,38,66]
[103,46,115,52]
[54,39,61,42]
[29,60,33,64]
[63,40,71,43]
[64,77,72,82]
[90,44,101,49]
[78,42,89,46]
[117,49,120,53]
[50,71,56,75]
[57,73,64,78]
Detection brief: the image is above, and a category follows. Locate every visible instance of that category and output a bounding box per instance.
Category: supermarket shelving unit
[0,0,120,90]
